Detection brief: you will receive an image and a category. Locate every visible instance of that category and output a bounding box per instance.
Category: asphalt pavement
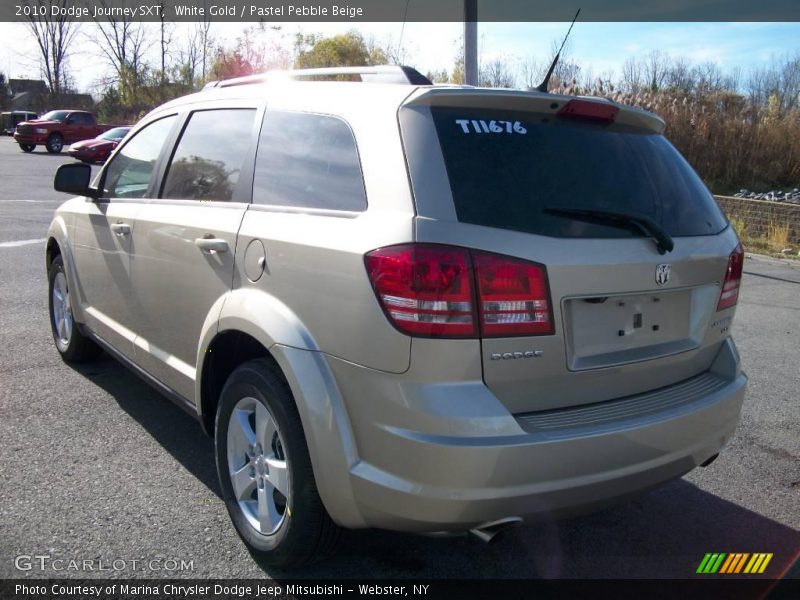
[0,136,797,580]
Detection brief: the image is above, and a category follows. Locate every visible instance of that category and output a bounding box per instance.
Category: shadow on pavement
[73,355,800,579]
[74,354,221,498]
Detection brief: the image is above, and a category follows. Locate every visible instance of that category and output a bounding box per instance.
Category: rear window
[431,107,727,238]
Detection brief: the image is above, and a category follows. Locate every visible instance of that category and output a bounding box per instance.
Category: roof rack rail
[204,65,432,90]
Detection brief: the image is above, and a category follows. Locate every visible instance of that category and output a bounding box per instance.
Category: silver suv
[46,66,747,566]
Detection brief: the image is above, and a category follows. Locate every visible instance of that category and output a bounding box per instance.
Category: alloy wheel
[51,271,73,351]
[226,397,290,535]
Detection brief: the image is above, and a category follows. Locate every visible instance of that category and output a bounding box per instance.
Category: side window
[253,111,366,211]
[102,115,176,199]
[66,113,78,124]
[83,113,95,125]
[161,109,256,202]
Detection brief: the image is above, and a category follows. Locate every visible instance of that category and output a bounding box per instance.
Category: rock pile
[733,188,800,204]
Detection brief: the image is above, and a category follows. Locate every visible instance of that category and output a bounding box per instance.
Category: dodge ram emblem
[655,264,671,286]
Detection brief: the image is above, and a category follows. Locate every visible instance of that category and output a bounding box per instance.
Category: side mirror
[54,163,97,198]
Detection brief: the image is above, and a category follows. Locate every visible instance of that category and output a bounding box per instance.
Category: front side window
[253,111,366,211]
[161,109,256,202]
[102,115,177,199]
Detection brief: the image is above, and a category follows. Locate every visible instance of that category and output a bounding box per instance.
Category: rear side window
[103,115,177,199]
[253,111,366,211]
[430,107,727,238]
[162,109,256,202]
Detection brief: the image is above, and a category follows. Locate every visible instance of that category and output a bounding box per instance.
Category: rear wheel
[48,255,101,363]
[215,359,340,567]
[19,143,35,153]
[45,133,64,154]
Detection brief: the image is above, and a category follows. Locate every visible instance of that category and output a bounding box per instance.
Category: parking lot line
[0,238,47,248]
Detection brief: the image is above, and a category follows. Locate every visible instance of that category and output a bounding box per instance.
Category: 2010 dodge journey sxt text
[45,65,747,566]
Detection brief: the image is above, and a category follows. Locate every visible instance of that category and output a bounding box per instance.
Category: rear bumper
[322,338,746,532]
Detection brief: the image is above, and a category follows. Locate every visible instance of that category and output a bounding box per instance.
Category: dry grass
[727,214,797,258]
[767,220,791,248]
[728,216,748,238]
[571,85,800,194]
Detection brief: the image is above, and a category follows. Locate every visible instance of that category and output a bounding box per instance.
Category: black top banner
[4,0,800,23]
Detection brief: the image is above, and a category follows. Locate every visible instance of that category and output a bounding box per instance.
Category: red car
[67,127,131,163]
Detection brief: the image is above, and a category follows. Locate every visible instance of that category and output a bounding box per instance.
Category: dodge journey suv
[46,65,747,566]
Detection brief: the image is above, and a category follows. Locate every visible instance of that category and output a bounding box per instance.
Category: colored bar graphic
[697,553,713,573]
[733,553,750,573]
[744,553,774,574]
[697,553,727,573]
[698,552,773,574]
[719,553,750,573]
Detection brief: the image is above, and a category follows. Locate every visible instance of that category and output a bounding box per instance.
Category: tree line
[2,1,798,192]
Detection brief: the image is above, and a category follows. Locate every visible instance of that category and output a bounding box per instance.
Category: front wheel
[48,255,101,362]
[215,359,340,567]
[45,133,64,153]
[19,143,35,153]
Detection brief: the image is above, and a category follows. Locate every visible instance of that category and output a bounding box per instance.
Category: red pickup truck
[14,110,117,154]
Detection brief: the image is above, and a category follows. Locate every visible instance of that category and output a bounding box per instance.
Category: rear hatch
[400,89,739,413]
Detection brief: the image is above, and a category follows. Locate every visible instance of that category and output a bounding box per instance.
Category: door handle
[110,222,131,236]
[194,236,229,253]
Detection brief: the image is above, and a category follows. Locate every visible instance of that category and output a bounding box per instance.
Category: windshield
[431,107,727,238]
[40,110,70,122]
[100,127,130,141]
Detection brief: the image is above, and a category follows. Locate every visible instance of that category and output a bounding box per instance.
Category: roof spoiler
[204,65,433,90]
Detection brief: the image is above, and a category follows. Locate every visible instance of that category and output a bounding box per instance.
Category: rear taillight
[365,244,554,338]
[716,244,744,311]
[364,244,477,337]
[473,251,553,336]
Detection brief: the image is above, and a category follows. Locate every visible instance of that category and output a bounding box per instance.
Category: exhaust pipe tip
[700,453,719,467]
[468,517,523,544]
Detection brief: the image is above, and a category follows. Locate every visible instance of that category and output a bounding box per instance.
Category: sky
[0,21,798,95]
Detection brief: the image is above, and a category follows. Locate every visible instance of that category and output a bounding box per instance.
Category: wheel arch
[46,236,61,269]
[195,289,366,528]
[46,219,88,325]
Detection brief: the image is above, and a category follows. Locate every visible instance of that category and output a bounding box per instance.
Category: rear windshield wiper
[542,207,675,255]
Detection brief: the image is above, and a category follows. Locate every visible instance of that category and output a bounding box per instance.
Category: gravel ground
[0,137,797,580]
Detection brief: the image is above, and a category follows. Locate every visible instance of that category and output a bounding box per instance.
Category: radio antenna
[536,8,581,93]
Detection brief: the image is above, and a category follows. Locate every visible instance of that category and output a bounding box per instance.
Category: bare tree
[480,58,516,88]
[643,50,669,92]
[520,55,543,89]
[90,0,152,98]
[174,27,202,87]
[24,0,79,96]
[193,1,215,82]
[621,57,643,92]
[665,57,692,93]
[158,1,174,83]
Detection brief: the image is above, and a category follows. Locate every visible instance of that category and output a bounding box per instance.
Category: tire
[45,133,64,154]
[19,143,35,153]
[215,359,340,567]
[48,255,101,363]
